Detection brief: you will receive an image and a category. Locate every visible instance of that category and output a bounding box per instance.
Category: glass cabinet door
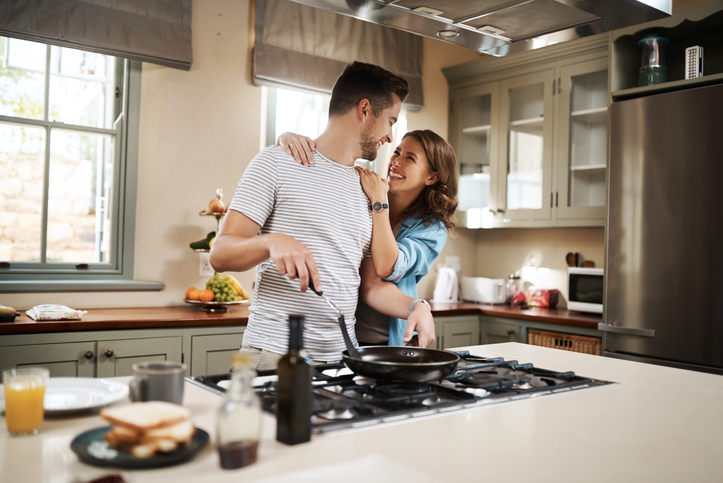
[498,70,554,222]
[449,82,499,228]
[556,58,608,221]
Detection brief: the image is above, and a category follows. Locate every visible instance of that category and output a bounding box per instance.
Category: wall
[0,0,481,310]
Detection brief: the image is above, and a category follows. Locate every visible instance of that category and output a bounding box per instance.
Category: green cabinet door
[439,316,481,349]
[190,331,245,377]
[480,320,522,344]
[0,341,97,377]
[96,337,183,378]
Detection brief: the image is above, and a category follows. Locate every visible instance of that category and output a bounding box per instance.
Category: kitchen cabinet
[480,318,522,344]
[0,329,183,377]
[185,326,246,377]
[444,34,610,228]
[434,316,481,349]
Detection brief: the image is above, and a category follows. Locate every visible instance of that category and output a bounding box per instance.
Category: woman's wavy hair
[401,130,458,230]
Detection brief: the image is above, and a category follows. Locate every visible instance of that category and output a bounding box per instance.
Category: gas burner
[315,399,357,420]
[422,394,441,406]
[463,387,491,398]
[371,382,430,396]
[507,375,532,390]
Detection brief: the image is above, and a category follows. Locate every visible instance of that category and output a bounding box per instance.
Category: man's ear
[426,172,439,186]
[357,99,371,122]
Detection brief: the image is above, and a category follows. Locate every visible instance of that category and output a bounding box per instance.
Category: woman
[278,130,458,346]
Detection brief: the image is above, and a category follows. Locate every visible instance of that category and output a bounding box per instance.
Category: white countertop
[2,343,722,483]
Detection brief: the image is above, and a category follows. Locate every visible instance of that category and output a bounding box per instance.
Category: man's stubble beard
[359,124,379,161]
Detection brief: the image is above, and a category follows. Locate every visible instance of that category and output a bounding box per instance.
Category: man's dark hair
[328,61,410,118]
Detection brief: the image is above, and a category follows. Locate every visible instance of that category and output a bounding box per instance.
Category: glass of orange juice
[3,367,49,436]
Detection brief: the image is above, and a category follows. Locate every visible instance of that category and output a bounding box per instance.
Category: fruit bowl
[184,298,249,313]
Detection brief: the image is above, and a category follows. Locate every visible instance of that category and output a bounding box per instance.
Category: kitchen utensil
[638,35,669,86]
[565,252,575,267]
[431,266,459,303]
[129,361,186,405]
[308,282,460,382]
[70,426,209,469]
[461,277,506,304]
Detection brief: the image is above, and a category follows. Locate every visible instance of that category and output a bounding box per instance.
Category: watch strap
[408,299,431,317]
[369,202,389,212]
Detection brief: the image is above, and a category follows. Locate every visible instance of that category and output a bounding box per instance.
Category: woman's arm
[276,132,316,166]
[355,166,398,278]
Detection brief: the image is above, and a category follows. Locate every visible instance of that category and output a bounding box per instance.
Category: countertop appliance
[567,268,604,314]
[461,276,506,304]
[432,266,459,303]
[190,352,613,434]
[287,0,670,57]
[603,83,723,375]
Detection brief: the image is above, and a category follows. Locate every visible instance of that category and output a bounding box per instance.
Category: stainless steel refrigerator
[601,83,723,375]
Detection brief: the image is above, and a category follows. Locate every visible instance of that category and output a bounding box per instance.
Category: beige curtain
[0,0,192,70]
[253,0,424,110]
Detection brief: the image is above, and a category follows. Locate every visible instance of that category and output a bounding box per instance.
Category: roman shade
[253,0,424,110]
[0,0,192,70]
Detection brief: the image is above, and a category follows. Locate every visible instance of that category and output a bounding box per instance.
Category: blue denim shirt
[382,214,447,346]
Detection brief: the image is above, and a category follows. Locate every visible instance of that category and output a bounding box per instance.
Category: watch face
[372,202,382,212]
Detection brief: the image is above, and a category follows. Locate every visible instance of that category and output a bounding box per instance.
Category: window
[0,37,155,291]
[265,86,407,174]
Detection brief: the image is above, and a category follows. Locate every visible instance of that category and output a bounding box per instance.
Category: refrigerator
[601,83,723,375]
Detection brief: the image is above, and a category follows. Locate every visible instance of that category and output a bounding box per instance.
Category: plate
[70,426,209,469]
[0,378,129,414]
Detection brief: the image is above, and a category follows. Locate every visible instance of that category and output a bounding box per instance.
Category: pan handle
[309,280,361,360]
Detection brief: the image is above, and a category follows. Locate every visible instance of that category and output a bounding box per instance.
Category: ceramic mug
[129,361,186,405]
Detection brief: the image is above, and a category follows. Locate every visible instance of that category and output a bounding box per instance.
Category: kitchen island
[2,343,721,483]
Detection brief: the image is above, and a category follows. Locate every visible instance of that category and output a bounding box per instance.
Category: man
[210,61,434,369]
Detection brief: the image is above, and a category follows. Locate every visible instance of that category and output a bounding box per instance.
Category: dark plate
[70,426,209,469]
[0,312,20,322]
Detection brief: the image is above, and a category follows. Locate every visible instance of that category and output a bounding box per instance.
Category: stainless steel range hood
[285,0,671,56]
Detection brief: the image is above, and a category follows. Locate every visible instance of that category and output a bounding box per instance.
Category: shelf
[571,107,608,124]
[462,125,491,134]
[510,117,544,127]
[570,164,606,171]
[612,73,723,101]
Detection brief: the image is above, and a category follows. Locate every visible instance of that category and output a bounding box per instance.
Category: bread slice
[100,401,191,432]
[142,419,195,443]
[105,425,143,445]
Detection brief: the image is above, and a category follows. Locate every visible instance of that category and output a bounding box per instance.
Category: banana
[227,275,250,300]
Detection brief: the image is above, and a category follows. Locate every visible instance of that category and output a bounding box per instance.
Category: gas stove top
[190,350,615,434]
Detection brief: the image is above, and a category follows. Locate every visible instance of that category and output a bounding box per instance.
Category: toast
[100,401,191,432]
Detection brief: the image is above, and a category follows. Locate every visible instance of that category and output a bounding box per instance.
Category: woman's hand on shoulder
[277,132,316,166]
[354,166,389,204]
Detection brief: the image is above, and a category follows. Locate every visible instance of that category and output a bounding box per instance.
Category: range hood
[285,0,671,56]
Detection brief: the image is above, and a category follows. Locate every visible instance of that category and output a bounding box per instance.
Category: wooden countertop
[0,302,601,335]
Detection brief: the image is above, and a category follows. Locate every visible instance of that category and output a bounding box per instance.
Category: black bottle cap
[288,315,304,349]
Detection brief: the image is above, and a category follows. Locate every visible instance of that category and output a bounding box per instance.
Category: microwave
[567,267,604,314]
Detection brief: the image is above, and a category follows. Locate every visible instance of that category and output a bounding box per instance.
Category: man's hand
[404,302,435,348]
[266,233,322,293]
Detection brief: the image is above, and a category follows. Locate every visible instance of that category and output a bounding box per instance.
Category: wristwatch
[369,201,389,213]
[408,299,431,317]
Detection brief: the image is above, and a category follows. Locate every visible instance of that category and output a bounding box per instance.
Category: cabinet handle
[507,327,515,335]
[84,351,94,360]
[105,349,114,358]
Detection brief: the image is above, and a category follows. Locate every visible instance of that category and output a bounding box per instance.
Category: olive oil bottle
[275,315,313,445]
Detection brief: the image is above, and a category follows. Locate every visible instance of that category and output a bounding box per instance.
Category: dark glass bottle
[275,315,313,445]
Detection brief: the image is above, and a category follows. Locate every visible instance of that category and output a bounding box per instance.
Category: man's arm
[209,210,322,292]
[359,258,435,348]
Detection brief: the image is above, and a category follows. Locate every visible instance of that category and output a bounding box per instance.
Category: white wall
[0,1,483,310]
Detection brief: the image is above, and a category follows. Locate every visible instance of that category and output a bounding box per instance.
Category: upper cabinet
[445,34,610,228]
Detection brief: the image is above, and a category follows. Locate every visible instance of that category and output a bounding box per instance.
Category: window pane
[275,89,329,139]
[0,37,46,120]
[47,130,113,263]
[49,46,116,129]
[0,123,45,261]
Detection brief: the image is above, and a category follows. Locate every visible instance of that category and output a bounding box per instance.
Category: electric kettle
[432,267,459,303]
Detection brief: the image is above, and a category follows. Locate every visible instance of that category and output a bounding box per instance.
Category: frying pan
[309,283,460,383]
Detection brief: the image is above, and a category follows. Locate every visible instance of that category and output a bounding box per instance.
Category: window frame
[0,50,162,293]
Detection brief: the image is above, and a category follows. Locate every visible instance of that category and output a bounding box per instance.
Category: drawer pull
[507,327,515,335]
[105,349,114,358]
[84,351,94,360]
